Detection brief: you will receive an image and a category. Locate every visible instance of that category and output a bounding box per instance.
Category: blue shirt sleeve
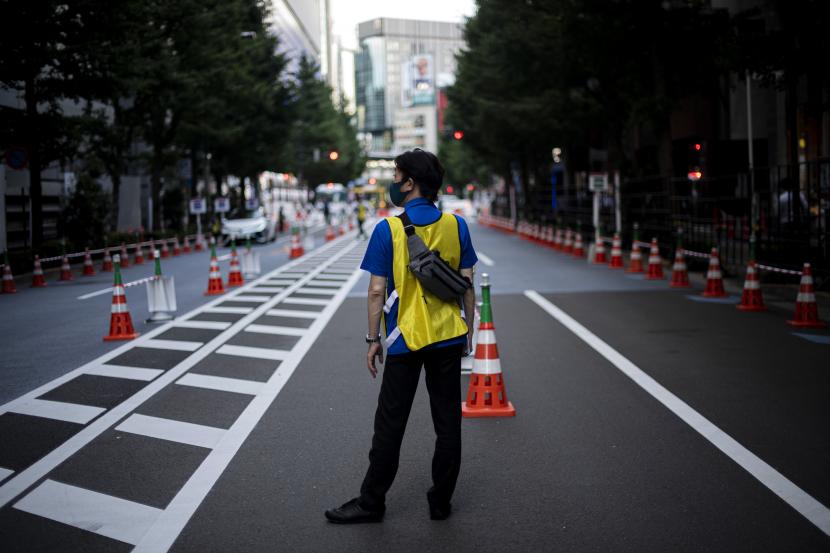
[360,219,392,277]
[455,215,478,269]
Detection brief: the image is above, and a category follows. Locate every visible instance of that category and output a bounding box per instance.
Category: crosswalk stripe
[177,373,264,396]
[7,398,105,424]
[140,339,203,352]
[173,320,232,330]
[0,468,13,482]
[84,364,163,382]
[245,324,307,337]
[264,279,299,286]
[215,344,290,361]
[294,287,336,296]
[249,286,284,293]
[265,309,319,319]
[14,479,162,545]
[224,295,271,303]
[116,413,225,449]
[282,297,329,306]
[305,280,342,288]
[203,306,254,314]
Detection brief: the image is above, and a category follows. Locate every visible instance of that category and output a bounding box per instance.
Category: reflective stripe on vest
[384,213,468,351]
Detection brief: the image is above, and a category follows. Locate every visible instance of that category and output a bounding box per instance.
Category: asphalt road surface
[1,218,828,552]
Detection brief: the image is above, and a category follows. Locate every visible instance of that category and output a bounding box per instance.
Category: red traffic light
[693,143,702,151]
[446,185,454,194]
[453,130,464,140]
[466,184,474,191]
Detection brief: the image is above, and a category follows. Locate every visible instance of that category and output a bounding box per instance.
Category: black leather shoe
[325,498,384,524]
[429,503,452,520]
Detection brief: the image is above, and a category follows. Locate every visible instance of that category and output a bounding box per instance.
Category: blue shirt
[361,197,478,355]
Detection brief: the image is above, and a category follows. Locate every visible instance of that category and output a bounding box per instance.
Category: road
[0,218,828,552]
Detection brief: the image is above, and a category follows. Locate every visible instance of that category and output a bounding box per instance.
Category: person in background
[356,195,367,239]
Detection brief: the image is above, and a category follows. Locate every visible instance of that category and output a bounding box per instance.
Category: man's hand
[367,342,384,378]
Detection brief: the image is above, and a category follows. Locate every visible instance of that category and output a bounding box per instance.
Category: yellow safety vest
[385,213,468,351]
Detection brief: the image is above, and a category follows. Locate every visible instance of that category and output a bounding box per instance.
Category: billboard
[401,54,434,107]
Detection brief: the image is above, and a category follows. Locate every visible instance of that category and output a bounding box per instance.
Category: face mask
[388,178,409,207]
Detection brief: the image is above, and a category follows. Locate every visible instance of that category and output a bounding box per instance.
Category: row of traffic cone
[205,239,245,295]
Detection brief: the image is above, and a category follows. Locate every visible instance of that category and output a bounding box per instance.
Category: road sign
[214,197,230,213]
[588,172,608,192]
[4,146,28,170]
[189,198,207,214]
[245,197,259,210]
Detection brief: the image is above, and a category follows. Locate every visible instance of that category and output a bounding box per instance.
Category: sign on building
[189,198,207,214]
[214,197,231,213]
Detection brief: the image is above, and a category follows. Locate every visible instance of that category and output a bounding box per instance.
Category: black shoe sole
[325,515,384,524]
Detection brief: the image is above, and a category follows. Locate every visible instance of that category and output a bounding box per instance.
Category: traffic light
[687,141,704,181]
[328,151,339,161]
[453,130,464,140]
[446,185,454,194]
[466,184,474,192]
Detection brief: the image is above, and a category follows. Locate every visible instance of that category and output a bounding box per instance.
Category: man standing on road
[356,196,367,239]
[326,148,478,524]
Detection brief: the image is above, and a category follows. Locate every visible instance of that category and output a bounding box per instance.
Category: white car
[221,207,277,243]
[438,195,475,219]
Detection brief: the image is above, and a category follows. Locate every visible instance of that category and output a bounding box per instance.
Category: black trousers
[359,345,463,510]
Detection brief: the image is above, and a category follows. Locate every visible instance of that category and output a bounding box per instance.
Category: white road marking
[203,306,254,315]
[8,398,105,425]
[0,229,363,509]
[523,290,830,538]
[265,308,319,319]
[245,324,307,337]
[249,286,285,293]
[320,269,353,275]
[177,373,264,396]
[305,280,342,288]
[116,413,225,449]
[215,344,290,361]
[295,287,337,295]
[263,279,299,286]
[173,320,232,331]
[14,479,162,545]
[223,295,271,303]
[84,364,163,382]
[140,339,203,352]
[315,274,351,281]
[282,297,329,306]
[476,252,495,266]
[132,252,365,553]
[0,468,13,482]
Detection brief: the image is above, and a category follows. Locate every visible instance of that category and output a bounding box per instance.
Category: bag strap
[397,210,416,237]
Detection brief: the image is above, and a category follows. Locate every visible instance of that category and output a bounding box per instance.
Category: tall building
[355,18,465,158]
[266,0,331,77]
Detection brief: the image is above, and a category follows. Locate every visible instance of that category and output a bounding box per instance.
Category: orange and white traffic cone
[134,244,145,265]
[289,228,304,259]
[160,240,170,259]
[669,247,690,288]
[120,243,130,268]
[339,222,346,236]
[562,229,574,254]
[553,228,563,251]
[59,254,73,281]
[227,240,244,287]
[204,241,225,296]
[183,235,192,254]
[608,233,624,269]
[462,273,516,418]
[626,224,644,273]
[646,238,664,280]
[702,247,726,297]
[2,253,17,293]
[103,255,139,341]
[172,236,181,256]
[737,260,765,311]
[101,248,113,272]
[592,232,607,264]
[787,263,826,328]
[325,225,335,242]
[572,230,585,258]
[31,255,47,287]
[82,247,96,276]
[194,234,205,252]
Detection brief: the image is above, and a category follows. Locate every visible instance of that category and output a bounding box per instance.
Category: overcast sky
[331,0,477,49]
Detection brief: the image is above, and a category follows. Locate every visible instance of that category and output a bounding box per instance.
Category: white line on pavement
[248,286,285,293]
[0,468,14,482]
[14,479,162,545]
[116,413,225,449]
[215,344,290,361]
[84,364,163,382]
[172,320,232,331]
[176,373,264,396]
[245,324,307,337]
[523,289,830,538]
[202,306,254,315]
[265,308,319,319]
[7,398,105,425]
[224,295,272,303]
[132,250,365,553]
[477,252,495,266]
[282,297,329,306]
[140,339,203,352]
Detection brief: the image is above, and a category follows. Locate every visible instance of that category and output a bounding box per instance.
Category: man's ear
[403,178,415,192]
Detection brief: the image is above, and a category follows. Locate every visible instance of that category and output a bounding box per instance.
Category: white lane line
[305,280,342,288]
[264,279,300,286]
[282,297,329,306]
[523,290,830,538]
[176,373,264,396]
[116,414,225,449]
[0,225,368,510]
[0,468,13,482]
[316,274,351,280]
[215,344,290,361]
[140,339,203,352]
[14,479,162,545]
[8,398,105,425]
[132,254,365,553]
[294,287,336,296]
[84,364,163,382]
[477,252,495,266]
[265,309,319,319]
[203,306,254,315]
[249,286,285,293]
[223,295,271,303]
[173,320,232,331]
[245,324,307,337]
